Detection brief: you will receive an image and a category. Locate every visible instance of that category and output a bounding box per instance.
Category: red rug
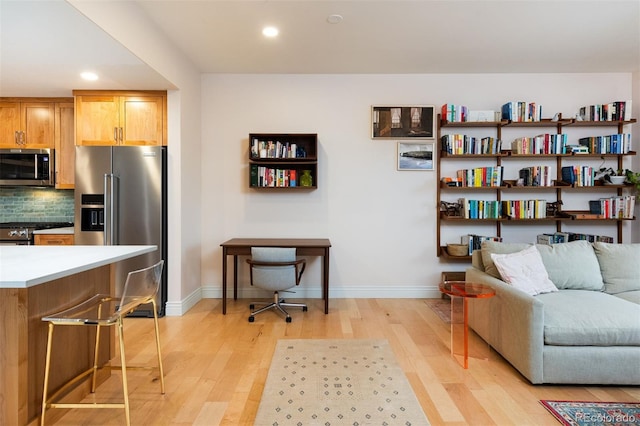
[540,400,640,426]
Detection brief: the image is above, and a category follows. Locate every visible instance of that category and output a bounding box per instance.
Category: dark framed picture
[397,142,435,171]
[372,105,435,139]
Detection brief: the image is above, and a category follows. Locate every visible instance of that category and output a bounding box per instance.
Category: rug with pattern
[255,339,430,425]
[540,400,640,426]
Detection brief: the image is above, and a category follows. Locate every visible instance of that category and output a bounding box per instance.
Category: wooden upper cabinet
[55,102,75,189]
[0,100,55,148]
[74,91,167,146]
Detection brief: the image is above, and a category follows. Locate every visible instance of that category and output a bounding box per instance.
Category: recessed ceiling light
[262,26,279,38]
[327,14,343,24]
[80,71,98,81]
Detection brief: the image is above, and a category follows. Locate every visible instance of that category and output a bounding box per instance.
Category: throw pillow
[480,241,532,279]
[593,242,640,294]
[490,246,559,296]
[535,241,604,291]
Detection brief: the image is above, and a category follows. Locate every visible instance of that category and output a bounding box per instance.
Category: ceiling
[1,0,639,97]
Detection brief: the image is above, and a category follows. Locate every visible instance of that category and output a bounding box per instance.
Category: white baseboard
[164,284,442,316]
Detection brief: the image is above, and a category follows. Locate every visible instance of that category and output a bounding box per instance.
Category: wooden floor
[49,298,639,425]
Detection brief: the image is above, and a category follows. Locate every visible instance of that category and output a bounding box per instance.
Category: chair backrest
[249,247,299,291]
[117,260,164,315]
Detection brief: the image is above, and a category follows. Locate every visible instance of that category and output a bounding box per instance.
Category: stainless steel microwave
[0,148,55,186]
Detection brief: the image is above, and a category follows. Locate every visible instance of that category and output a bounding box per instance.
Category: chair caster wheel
[248,316,255,322]
[302,306,308,312]
[286,317,292,323]
[249,304,255,309]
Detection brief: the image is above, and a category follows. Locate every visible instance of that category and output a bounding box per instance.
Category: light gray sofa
[465,240,640,385]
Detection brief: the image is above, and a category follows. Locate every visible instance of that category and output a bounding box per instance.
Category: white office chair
[40,260,165,426]
[246,247,307,323]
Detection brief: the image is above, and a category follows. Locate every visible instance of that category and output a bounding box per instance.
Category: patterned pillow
[480,241,532,279]
[490,246,559,296]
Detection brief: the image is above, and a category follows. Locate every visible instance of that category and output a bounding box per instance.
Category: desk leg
[222,249,227,315]
[323,248,330,314]
[233,255,238,300]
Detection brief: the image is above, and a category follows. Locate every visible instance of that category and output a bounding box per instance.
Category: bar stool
[40,260,165,426]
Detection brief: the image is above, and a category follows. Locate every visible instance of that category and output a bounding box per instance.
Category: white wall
[200,73,635,300]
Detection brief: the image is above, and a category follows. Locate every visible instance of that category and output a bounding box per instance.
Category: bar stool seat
[40,260,165,426]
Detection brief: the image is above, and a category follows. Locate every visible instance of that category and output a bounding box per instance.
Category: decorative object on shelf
[300,170,313,187]
[397,142,434,170]
[446,243,468,257]
[371,105,435,139]
[546,201,563,217]
[440,201,462,218]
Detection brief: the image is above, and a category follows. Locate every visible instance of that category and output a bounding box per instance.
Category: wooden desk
[220,238,332,314]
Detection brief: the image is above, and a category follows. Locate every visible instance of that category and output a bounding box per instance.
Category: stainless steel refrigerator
[74,146,167,317]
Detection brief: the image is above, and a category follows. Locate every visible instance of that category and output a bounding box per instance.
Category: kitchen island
[0,245,156,426]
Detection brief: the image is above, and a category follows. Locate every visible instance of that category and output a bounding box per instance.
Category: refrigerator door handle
[104,173,119,245]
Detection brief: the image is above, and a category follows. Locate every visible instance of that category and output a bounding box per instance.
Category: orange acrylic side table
[439,281,496,369]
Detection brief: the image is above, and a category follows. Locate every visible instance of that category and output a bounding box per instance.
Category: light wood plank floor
[49,298,639,425]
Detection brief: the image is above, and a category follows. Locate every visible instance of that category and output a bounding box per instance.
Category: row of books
[592,195,636,219]
[440,104,468,123]
[501,101,543,122]
[502,199,548,219]
[536,232,614,245]
[457,199,502,219]
[510,133,568,154]
[578,101,632,122]
[455,166,503,187]
[250,165,300,187]
[250,139,306,159]
[578,134,632,154]
[460,234,502,255]
[561,166,596,186]
[441,134,501,155]
[519,166,553,186]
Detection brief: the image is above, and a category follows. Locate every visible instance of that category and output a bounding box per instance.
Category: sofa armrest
[465,267,545,383]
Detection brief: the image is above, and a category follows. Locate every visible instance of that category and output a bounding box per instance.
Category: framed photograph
[397,142,435,171]
[372,105,435,139]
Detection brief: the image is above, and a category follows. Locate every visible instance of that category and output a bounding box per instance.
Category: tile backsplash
[0,188,74,223]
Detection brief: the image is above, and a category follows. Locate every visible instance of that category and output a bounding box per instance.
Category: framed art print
[397,141,435,171]
[372,105,435,139]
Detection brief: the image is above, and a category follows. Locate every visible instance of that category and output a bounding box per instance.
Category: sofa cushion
[490,246,558,296]
[480,241,531,279]
[593,242,640,294]
[614,290,640,305]
[535,241,604,291]
[537,290,640,346]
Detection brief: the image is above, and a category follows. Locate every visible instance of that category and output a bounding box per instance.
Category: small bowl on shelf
[608,176,626,185]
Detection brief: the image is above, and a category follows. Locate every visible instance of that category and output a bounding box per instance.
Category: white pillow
[490,246,559,296]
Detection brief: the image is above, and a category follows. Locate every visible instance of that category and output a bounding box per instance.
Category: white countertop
[32,226,74,235]
[0,245,157,288]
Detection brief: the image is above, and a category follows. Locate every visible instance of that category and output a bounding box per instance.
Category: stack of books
[501,199,547,219]
[441,104,468,122]
[561,166,595,186]
[502,101,543,122]
[519,166,552,186]
[456,166,503,187]
[510,133,568,154]
[461,234,502,255]
[441,134,501,155]
[536,232,614,244]
[578,101,632,121]
[578,134,632,154]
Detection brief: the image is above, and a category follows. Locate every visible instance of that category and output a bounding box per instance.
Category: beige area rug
[255,339,430,426]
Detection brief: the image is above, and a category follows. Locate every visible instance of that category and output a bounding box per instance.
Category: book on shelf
[578,101,632,121]
[457,198,502,219]
[536,232,614,245]
[441,134,501,155]
[501,101,542,122]
[578,134,632,154]
[594,195,636,219]
[456,166,503,187]
[251,138,304,159]
[501,199,547,219]
[441,104,467,122]
[519,166,552,186]
[251,165,304,188]
[461,234,502,255]
[561,166,594,186]
[510,133,567,154]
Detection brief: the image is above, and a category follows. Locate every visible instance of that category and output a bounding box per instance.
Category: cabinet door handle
[119,127,123,144]
[15,131,19,145]
[114,127,119,143]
